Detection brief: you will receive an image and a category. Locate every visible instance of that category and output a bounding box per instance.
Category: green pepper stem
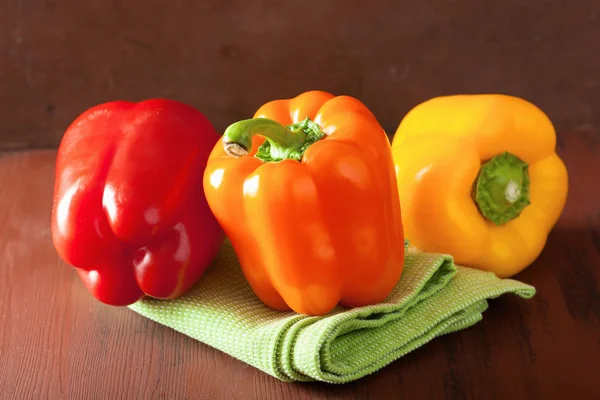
[222,117,325,162]
[473,152,531,225]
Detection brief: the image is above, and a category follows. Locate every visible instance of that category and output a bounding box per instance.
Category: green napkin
[129,241,535,384]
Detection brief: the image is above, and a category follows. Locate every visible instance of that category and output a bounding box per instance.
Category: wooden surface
[1,134,599,399]
[1,0,599,149]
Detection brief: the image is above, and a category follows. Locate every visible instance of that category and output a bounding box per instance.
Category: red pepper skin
[51,99,225,306]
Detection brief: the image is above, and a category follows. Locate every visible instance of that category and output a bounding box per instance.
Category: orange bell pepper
[203,90,405,316]
[391,94,568,278]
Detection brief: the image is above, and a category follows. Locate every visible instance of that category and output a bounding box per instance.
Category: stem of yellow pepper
[222,117,325,162]
[473,152,531,225]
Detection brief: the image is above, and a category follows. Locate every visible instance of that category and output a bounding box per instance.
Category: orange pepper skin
[203,91,405,316]
[391,94,568,278]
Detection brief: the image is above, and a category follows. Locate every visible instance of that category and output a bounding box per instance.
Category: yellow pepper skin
[391,94,568,278]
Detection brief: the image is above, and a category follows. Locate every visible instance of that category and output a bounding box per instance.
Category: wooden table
[1,137,598,399]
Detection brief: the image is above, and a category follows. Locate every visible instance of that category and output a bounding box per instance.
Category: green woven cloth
[129,241,535,383]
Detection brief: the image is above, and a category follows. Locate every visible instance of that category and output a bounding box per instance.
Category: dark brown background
[1,0,599,149]
[1,1,599,399]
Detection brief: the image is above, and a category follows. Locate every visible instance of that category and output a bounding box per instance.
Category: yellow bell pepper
[391,94,568,278]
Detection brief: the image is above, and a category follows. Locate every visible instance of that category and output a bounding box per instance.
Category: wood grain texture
[0,0,599,149]
[0,134,599,399]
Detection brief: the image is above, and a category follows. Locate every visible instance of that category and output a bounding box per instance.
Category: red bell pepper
[51,99,225,306]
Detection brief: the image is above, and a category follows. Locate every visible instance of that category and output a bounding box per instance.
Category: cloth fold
[129,241,535,383]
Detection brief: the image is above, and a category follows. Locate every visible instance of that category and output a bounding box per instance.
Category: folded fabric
[129,240,535,384]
